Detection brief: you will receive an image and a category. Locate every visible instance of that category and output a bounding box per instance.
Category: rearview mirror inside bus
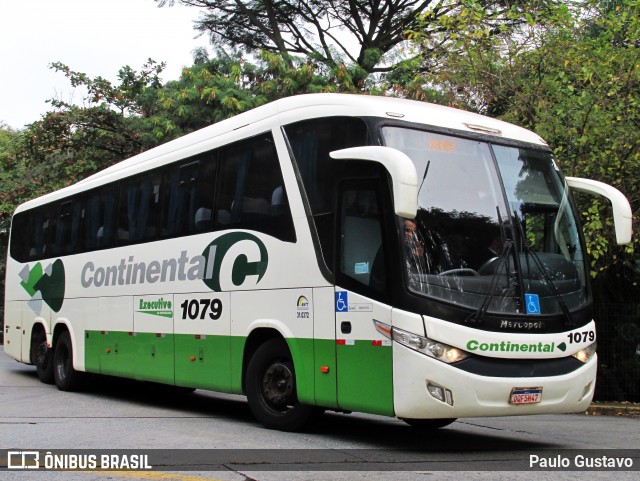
[330,146,418,219]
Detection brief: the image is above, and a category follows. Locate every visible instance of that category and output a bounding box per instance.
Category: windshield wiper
[466,207,514,324]
[513,211,575,326]
[467,239,514,325]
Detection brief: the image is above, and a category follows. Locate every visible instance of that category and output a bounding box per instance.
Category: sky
[0,0,209,129]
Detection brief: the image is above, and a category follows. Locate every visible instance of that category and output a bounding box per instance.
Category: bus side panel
[312,287,338,409]
[174,292,232,391]
[335,291,394,417]
[97,296,134,378]
[229,335,245,394]
[3,301,23,361]
[133,294,174,384]
[84,329,101,373]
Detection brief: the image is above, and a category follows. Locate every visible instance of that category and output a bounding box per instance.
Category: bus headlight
[392,327,468,364]
[572,342,597,363]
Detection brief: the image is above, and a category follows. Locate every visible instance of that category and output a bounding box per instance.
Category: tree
[409,0,639,277]
[156,0,551,88]
[0,123,28,339]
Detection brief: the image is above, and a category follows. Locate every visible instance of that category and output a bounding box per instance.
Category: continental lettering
[466,339,556,353]
[81,250,208,288]
[80,233,268,292]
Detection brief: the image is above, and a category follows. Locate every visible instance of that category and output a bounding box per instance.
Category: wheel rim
[261,361,295,412]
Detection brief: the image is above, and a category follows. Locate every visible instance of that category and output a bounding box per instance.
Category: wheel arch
[28,320,49,365]
[241,327,288,393]
[51,320,83,371]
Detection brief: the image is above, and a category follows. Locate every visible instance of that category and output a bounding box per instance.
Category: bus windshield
[382,126,589,316]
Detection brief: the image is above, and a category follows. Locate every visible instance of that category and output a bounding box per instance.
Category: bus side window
[51,200,82,256]
[161,155,216,238]
[31,208,54,260]
[215,133,295,242]
[81,187,118,251]
[117,172,161,244]
[338,186,388,297]
[10,209,52,262]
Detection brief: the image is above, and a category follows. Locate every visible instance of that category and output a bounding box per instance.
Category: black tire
[401,418,457,429]
[53,331,86,392]
[246,338,321,431]
[31,328,54,384]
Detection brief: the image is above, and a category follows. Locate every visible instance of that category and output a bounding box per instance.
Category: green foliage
[0,123,27,331]
[144,49,354,142]
[410,0,640,278]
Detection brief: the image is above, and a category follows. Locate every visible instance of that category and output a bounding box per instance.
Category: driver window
[339,187,387,296]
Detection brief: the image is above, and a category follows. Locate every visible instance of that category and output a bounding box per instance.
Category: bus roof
[16,93,547,212]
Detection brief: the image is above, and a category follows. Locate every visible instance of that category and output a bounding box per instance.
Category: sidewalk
[585,402,640,417]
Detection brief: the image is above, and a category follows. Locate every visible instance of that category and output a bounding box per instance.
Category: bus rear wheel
[32,329,54,384]
[401,418,456,429]
[53,331,85,392]
[246,338,321,431]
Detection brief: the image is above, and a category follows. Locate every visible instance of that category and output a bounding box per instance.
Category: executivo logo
[20,259,66,312]
[137,297,173,318]
[80,232,268,292]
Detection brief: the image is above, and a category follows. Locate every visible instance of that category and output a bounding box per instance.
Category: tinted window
[161,156,216,238]
[215,133,295,242]
[51,200,82,256]
[284,117,370,271]
[117,173,161,244]
[339,186,387,297]
[10,208,54,262]
[81,186,118,251]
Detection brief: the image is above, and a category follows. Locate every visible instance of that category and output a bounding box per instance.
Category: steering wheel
[477,256,500,275]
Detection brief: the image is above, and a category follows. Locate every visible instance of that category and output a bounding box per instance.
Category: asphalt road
[1,346,638,481]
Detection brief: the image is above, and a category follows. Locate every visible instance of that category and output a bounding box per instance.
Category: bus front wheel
[246,338,321,431]
[53,331,85,392]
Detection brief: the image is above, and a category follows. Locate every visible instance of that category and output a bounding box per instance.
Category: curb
[584,403,640,417]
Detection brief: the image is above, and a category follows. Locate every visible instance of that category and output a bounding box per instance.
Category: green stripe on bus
[84,330,393,416]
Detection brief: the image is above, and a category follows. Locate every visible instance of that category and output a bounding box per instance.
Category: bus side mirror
[330,146,418,219]
[565,176,633,245]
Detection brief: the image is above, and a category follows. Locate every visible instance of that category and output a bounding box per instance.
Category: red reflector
[372,340,383,346]
[336,339,346,345]
[195,335,201,339]
[320,366,330,373]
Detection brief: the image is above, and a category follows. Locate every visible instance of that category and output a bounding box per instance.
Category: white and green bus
[3,94,632,431]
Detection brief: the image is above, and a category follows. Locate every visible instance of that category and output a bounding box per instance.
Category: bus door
[334,181,394,416]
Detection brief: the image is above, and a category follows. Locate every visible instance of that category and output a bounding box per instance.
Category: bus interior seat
[195,207,212,230]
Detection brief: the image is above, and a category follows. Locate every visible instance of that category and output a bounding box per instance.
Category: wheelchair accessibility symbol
[525,293,541,315]
[335,291,348,312]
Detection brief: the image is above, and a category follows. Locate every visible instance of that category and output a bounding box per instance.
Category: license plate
[510,387,542,405]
